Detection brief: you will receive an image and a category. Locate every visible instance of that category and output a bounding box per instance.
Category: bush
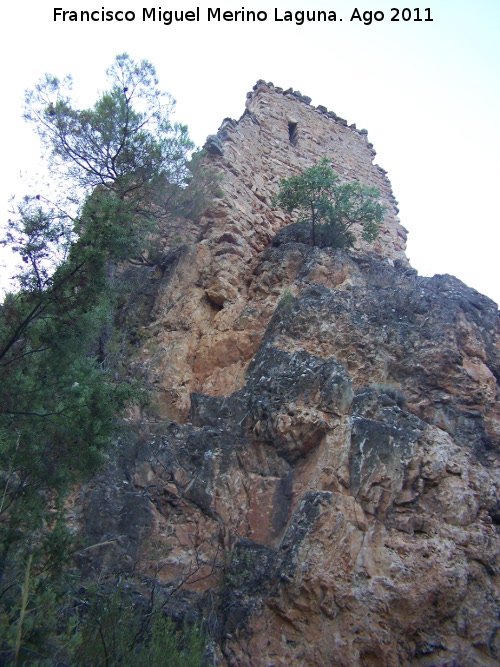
[0,578,207,666]
[274,159,385,249]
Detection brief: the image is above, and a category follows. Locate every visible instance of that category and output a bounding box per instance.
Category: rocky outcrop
[122,82,412,422]
[76,84,500,666]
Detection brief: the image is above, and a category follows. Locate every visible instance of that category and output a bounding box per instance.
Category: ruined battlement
[202,80,408,269]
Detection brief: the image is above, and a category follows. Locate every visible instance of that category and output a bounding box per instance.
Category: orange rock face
[78,83,500,667]
[129,82,411,422]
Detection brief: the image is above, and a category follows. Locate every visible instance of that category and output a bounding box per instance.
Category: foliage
[21,52,199,266]
[70,585,205,667]
[150,149,223,223]
[0,554,81,666]
[0,53,205,661]
[24,53,193,198]
[0,576,206,666]
[0,184,142,580]
[135,148,224,265]
[273,159,385,248]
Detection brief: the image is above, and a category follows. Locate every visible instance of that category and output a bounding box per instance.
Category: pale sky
[1,0,499,304]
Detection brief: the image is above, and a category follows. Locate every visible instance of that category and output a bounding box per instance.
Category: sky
[1,0,499,304]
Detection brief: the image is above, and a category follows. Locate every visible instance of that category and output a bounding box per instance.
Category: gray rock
[204,134,224,156]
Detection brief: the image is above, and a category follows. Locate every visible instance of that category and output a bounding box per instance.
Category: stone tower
[201,80,408,305]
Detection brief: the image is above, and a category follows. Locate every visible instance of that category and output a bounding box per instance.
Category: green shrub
[274,159,385,249]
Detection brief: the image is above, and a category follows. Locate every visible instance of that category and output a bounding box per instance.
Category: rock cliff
[77,82,500,666]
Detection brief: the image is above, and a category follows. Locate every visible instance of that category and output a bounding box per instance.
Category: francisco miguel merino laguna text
[53,7,340,25]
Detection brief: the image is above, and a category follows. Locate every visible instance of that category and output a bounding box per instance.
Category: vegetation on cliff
[274,158,384,248]
[0,54,207,665]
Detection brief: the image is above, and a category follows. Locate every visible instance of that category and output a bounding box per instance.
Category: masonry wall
[199,81,408,305]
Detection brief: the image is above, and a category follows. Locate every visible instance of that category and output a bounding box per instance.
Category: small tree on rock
[274,159,385,249]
